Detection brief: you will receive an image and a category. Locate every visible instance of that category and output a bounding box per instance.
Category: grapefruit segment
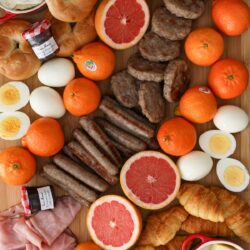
[87,195,142,250]
[120,151,180,210]
[95,0,150,50]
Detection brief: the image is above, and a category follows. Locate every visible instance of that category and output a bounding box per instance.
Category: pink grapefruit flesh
[120,151,181,210]
[87,195,142,250]
[95,0,150,49]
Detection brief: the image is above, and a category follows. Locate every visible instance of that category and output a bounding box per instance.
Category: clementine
[0,147,36,185]
[185,27,224,66]
[208,58,249,99]
[179,85,217,124]
[75,242,102,250]
[73,42,116,81]
[63,78,101,116]
[22,118,64,157]
[157,117,197,156]
[212,0,250,36]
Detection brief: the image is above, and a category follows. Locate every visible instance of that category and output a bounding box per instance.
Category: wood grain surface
[0,0,249,249]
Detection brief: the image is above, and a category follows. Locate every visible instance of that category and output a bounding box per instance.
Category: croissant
[181,215,234,237]
[134,236,186,250]
[177,183,224,222]
[137,206,189,247]
[211,187,250,243]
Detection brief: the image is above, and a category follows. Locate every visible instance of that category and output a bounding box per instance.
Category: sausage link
[63,145,81,164]
[53,154,109,192]
[42,164,98,203]
[109,138,135,158]
[41,171,90,207]
[99,96,155,139]
[138,136,159,150]
[67,141,118,186]
[96,118,147,152]
[79,117,122,166]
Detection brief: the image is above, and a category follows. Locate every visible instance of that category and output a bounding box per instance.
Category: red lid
[21,186,31,216]
[22,19,51,40]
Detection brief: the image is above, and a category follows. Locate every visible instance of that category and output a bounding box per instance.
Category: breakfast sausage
[41,171,90,207]
[42,164,98,203]
[67,141,118,185]
[109,139,136,158]
[53,154,109,192]
[99,96,155,139]
[63,145,81,164]
[79,117,122,166]
[96,118,147,152]
[139,136,160,150]
[73,129,118,175]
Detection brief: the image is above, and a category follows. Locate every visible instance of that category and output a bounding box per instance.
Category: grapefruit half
[95,0,150,50]
[120,151,181,210]
[87,195,142,250]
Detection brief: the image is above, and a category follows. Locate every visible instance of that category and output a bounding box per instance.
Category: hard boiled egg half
[217,158,250,192]
[0,111,30,140]
[199,130,236,159]
[0,81,30,112]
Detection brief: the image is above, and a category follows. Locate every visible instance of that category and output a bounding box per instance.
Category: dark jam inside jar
[22,19,59,61]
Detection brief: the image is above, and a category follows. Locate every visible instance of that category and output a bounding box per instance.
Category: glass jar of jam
[22,19,59,61]
[21,185,55,215]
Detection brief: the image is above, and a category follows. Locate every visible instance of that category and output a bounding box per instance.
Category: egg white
[199,130,236,159]
[217,158,250,192]
[0,81,30,112]
[0,111,30,140]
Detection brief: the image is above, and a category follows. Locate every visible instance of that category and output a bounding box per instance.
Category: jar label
[37,186,54,210]
[84,60,97,72]
[32,37,58,60]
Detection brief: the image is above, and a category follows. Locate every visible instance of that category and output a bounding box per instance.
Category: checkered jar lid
[21,186,31,216]
[22,19,51,40]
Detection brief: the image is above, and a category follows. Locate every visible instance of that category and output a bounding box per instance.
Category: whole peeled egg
[30,86,65,119]
[38,58,75,87]
[177,151,213,181]
[213,105,249,133]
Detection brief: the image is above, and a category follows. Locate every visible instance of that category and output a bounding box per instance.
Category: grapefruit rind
[95,0,150,50]
[120,151,181,210]
[87,195,142,250]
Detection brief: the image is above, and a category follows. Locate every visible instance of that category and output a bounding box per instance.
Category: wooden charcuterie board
[0,0,249,249]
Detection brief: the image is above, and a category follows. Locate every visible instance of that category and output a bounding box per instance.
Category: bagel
[0,20,41,80]
[45,11,97,57]
[45,0,97,22]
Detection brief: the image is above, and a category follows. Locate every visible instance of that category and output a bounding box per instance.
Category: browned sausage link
[63,145,81,164]
[73,129,118,176]
[67,141,118,186]
[138,136,160,150]
[79,117,122,166]
[99,96,155,139]
[96,118,147,152]
[109,138,136,158]
[42,164,98,203]
[53,154,109,192]
[40,171,90,207]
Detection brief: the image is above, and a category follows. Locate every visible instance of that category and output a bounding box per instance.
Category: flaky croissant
[181,215,234,237]
[137,206,189,247]
[211,187,250,243]
[177,183,224,222]
[134,236,186,250]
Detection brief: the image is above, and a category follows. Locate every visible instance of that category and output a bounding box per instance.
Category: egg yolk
[0,116,21,138]
[224,165,245,187]
[0,85,20,105]
[209,134,231,154]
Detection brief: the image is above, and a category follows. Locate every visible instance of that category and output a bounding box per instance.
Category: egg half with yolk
[199,130,236,159]
[0,111,30,140]
[0,81,30,112]
[216,158,249,192]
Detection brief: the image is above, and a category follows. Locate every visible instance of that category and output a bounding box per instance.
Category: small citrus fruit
[75,242,102,250]
[179,85,217,124]
[22,118,64,157]
[63,78,101,116]
[185,27,224,66]
[0,146,36,185]
[208,58,249,99]
[157,117,197,156]
[73,42,115,81]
